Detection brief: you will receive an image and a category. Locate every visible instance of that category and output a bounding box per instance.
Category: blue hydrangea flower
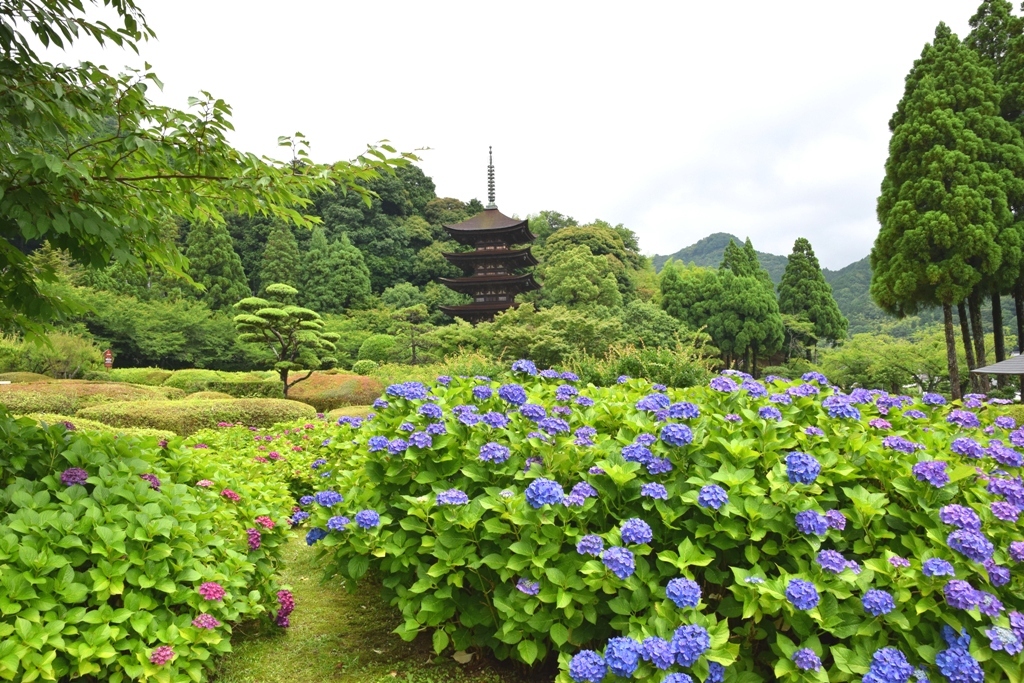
[935,645,983,683]
[568,651,606,683]
[515,578,540,595]
[555,384,578,401]
[939,505,981,531]
[640,636,674,670]
[426,422,447,436]
[709,376,738,392]
[538,417,570,434]
[525,479,565,508]
[520,403,546,420]
[646,457,673,474]
[947,529,994,562]
[671,624,710,667]
[947,409,980,429]
[865,647,913,683]
[849,388,875,404]
[408,432,432,449]
[785,579,819,610]
[795,510,828,536]
[577,534,604,556]
[290,510,309,525]
[641,482,668,499]
[574,426,597,446]
[372,398,390,410]
[792,648,821,671]
[327,515,350,531]
[912,461,949,487]
[399,422,415,433]
[368,436,389,452]
[770,392,793,405]
[785,452,821,484]
[669,402,700,419]
[742,379,768,398]
[660,423,693,447]
[663,675,693,683]
[804,426,824,436]
[986,627,1023,655]
[989,442,1024,467]
[497,383,527,405]
[943,580,979,610]
[802,371,828,384]
[635,433,657,447]
[698,484,728,510]
[825,510,846,530]
[314,490,343,507]
[620,518,653,545]
[622,443,653,465]
[666,577,701,608]
[603,637,641,677]
[479,442,511,464]
[707,662,725,683]
[311,458,328,469]
[354,510,380,529]
[589,466,605,475]
[636,393,671,411]
[305,527,327,545]
[922,558,954,577]
[576,395,595,407]
[903,409,927,420]
[561,371,579,381]
[882,435,923,454]
[816,549,846,573]
[523,455,544,470]
[511,359,538,375]
[387,438,408,454]
[299,495,314,506]
[437,489,469,505]
[759,406,782,421]
[565,481,598,506]
[922,392,946,406]
[419,403,443,420]
[435,375,452,386]
[862,589,895,616]
[539,368,560,379]
[789,383,820,398]
[472,385,493,401]
[825,397,861,420]
[601,546,635,579]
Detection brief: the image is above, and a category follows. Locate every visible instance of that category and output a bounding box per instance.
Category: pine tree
[778,238,848,344]
[872,23,1023,399]
[301,229,372,313]
[259,222,301,294]
[742,238,776,291]
[183,221,251,310]
[719,240,752,276]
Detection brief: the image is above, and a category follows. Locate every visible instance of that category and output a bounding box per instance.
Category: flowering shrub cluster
[0,410,294,682]
[295,365,1024,682]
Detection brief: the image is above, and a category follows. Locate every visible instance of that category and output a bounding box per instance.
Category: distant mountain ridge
[652,233,882,333]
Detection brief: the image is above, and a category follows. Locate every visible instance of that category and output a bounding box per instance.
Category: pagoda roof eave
[443,207,527,232]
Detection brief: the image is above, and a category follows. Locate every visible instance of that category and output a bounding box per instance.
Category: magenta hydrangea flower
[221,489,240,502]
[255,515,275,529]
[60,467,89,487]
[246,528,261,550]
[276,589,295,627]
[198,582,226,601]
[149,645,175,665]
[192,613,221,629]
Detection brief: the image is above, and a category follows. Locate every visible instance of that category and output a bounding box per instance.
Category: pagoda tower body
[439,149,539,323]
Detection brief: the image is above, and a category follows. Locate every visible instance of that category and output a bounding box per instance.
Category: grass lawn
[214,535,549,683]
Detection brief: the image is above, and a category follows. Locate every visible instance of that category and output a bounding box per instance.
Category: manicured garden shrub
[285,372,383,411]
[76,398,316,435]
[357,334,397,362]
[0,371,54,383]
[0,410,293,682]
[87,367,175,385]
[189,391,236,400]
[298,365,1024,682]
[351,359,378,375]
[0,381,183,414]
[162,369,283,398]
[326,405,374,422]
[19,412,175,439]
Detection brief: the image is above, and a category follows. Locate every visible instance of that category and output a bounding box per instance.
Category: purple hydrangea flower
[520,403,546,420]
[985,558,1011,586]
[660,423,693,447]
[620,518,653,544]
[569,651,606,683]
[882,435,922,454]
[889,556,911,568]
[795,510,828,536]
[903,409,927,420]
[636,393,671,411]
[669,402,700,419]
[792,648,821,672]
[556,385,579,401]
[479,442,511,463]
[947,529,994,563]
[577,534,604,556]
[387,438,408,454]
[944,580,979,610]
[426,422,447,436]
[922,558,954,577]
[326,515,350,531]
[987,627,1023,655]
[1010,541,1024,562]
[785,579,819,610]
[561,371,579,381]
[472,385,493,401]
[770,393,793,405]
[759,406,782,421]
[437,489,469,506]
[60,468,89,487]
[641,482,668,499]
[724,413,741,422]
[912,461,949,487]
[574,426,597,446]
[408,432,432,449]
[602,546,635,579]
[992,501,1020,522]
[825,509,846,530]
[816,549,846,573]
[604,637,641,678]
[804,425,825,436]
[951,437,985,458]
[939,505,981,531]
[802,371,828,384]
[922,392,946,406]
[947,410,980,429]
[516,578,540,595]
[977,590,1004,616]
[709,376,738,392]
[666,577,701,608]
[525,479,565,508]
[576,395,595,407]
[869,418,892,429]
[646,457,673,474]
[862,589,896,616]
[538,417,570,435]
[539,369,560,379]
[565,481,598,507]
[671,624,711,667]
[697,484,728,510]
[989,441,1024,467]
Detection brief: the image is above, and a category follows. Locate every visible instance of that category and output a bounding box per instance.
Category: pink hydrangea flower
[276,589,295,627]
[253,456,268,463]
[221,489,240,502]
[255,516,275,529]
[198,582,225,601]
[246,528,261,550]
[195,479,214,488]
[149,645,175,665]
[268,451,282,460]
[192,613,221,629]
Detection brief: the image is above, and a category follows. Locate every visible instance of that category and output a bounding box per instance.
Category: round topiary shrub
[351,359,379,376]
[298,366,1024,682]
[357,334,396,363]
[76,398,316,435]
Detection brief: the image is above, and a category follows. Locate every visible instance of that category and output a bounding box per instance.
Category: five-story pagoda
[439,149,538,323]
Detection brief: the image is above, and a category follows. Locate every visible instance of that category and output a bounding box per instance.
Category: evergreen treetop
[183,221,251,311]
[259,222,301,294]
[778,238,848,343]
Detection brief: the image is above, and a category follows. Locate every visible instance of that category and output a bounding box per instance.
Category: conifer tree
[872,23,1023,399]
[719,240,752,276]
[183,221,251,310]
[301,228,372,313]
[742,238,776,291]
[259,222,301,294]
[778,238,848,344]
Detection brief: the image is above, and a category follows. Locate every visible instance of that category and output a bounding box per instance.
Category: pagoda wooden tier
[439,207,539,323]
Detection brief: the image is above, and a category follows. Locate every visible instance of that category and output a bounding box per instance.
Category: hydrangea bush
[0,411,294,682]
[297,366,1024,682]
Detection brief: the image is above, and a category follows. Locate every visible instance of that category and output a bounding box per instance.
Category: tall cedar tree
[967,0,1024,385]
[778,238,848,344]
[182,221,251,311]
[719,238,783,373]
[259,222,301,294]
[871,23,1022,399]
[300,228,372,313]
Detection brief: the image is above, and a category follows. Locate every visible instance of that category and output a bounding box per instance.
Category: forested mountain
[651,233,789,284]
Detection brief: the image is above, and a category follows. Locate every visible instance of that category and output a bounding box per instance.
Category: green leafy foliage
[778,238,848,345]
[295,365,1024,682]
[75,398,316,435]
[183,221,251,311]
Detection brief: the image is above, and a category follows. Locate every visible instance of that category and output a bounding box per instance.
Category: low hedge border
[18,413,176,439]
[76,398,317,435]
[0,381,184,414]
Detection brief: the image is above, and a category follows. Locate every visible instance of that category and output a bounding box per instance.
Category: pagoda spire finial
[486,146,496,209]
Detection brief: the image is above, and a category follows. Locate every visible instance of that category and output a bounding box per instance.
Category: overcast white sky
[54,1,989,269]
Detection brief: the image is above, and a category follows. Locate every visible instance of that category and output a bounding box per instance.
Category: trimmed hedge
[85,367,175,385]
[18,412,176,439]
[351,359,378,375]
[188,391,235,400]
[285,372,383,411]
[325,404,374,421]
[0,381,184,414]
[163,369,283,398]
[0,371,54,383]
[76,398,317,435]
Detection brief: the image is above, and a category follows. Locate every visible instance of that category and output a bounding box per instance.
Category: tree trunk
[752,343,759,379]
[969,292,987,392]
[279,368,290,397]
[944,303,962,400]
[993,291,1007,388]
[958,302,978,393]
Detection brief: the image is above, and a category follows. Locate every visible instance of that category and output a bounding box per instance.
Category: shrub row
[297,364,1024,683]
[76,398,317,435]
[286,372,383,412]
[0,409,295,682]
[18,413,175,440]
[0,381,185,414]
